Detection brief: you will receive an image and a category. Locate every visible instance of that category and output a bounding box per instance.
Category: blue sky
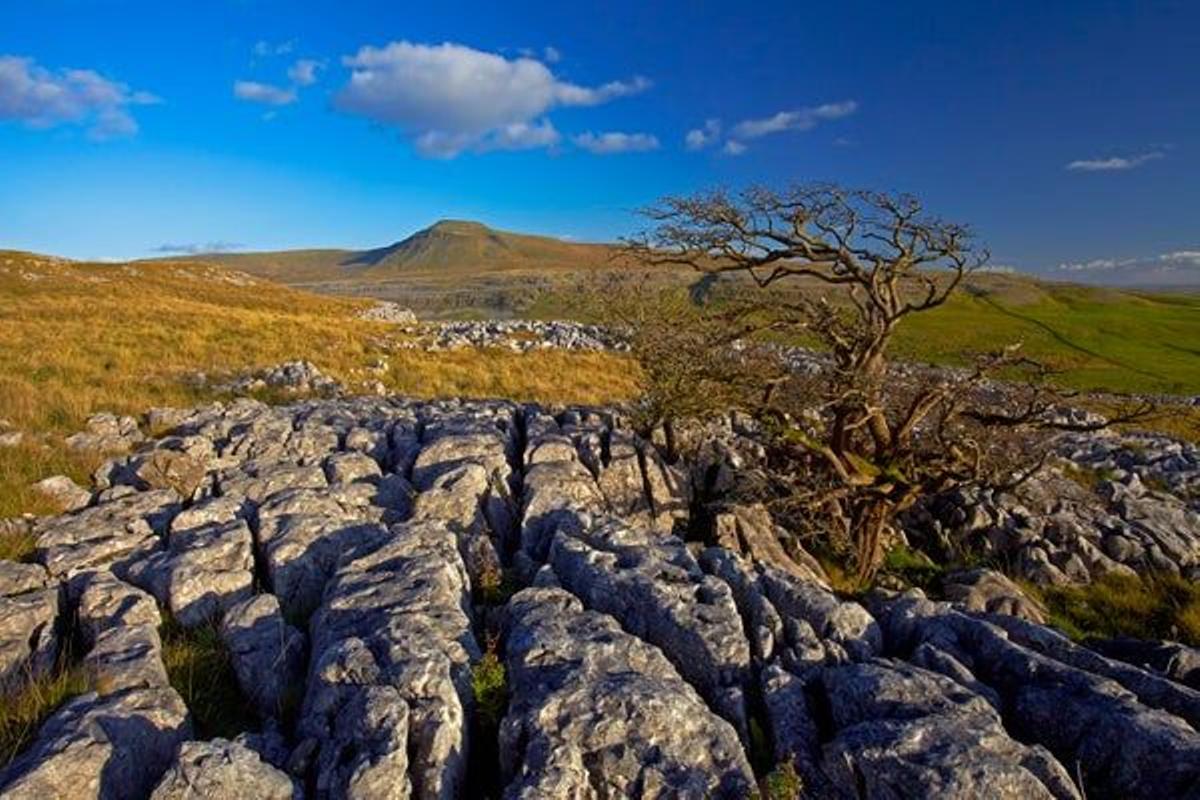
[0,1,1197,281]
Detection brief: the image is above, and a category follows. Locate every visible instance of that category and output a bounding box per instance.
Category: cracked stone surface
[4,397,1199,799]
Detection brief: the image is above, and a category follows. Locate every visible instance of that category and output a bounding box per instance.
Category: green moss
[882,545,946,592]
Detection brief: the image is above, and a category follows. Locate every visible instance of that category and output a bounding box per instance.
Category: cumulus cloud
[685,118,720,150]
[573,131,659,154]
[0,55,158,139]
[335,41,651,158]
[233,80,297,106]
[730,100,858,140]
[1065,151,1164,171]
[152,241,244,255]
[287,58,323,87]
[543,46,562,64]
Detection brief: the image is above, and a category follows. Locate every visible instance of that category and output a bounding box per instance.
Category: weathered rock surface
[6,396,1199,800]
[906,430,1200,585]
[31,475,91,512]
[220,594,305,720]
[500,586,755,798]
[942,567,1047,623]
[149,738,299,800]
[298,519,479,799]
[0,580,59,688]
[546,517,752,734]
[34,487,180,577]
[0,688,191,799]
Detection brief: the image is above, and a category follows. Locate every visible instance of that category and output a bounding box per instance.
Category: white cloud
[287,59,322,87]
[152,241,244,255]
[730,100,858,140]
[0,55,158,139]
[335,41,650,158]
[1159,251,1200,268]
[685,118,720,150]
[1065,151,1164,171]
[253,40,295,58]
[1058,249,1200,273]
[543,46,562,64]
[723,139,747,156]
[573,130,659,154]
[233,80,297,106]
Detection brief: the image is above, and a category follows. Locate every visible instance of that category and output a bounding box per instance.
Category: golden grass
[0,252,640,524]
[385,348,639,406]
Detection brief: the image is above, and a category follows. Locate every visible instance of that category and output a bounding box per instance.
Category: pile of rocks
[0,397,1197,798]
[905,430,1200,585]
[357,301,418,325]
[401,319,625,352]
[221,360,342,397]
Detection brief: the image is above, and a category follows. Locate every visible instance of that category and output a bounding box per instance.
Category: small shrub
[757,760,803,800]
[471,639,507,729]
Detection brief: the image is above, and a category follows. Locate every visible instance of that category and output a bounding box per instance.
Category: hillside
[0,250,637,517]
[171,219,615,285]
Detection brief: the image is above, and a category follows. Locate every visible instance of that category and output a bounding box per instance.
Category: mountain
[165,220,615,285]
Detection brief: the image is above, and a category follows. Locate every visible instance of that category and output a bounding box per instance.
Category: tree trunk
[852,500,891,586]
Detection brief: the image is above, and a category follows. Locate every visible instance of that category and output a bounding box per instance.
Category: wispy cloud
[730,101,858,140]
[151,241,244,255]
[722,139,747,156]
[335,41,650,158]
[1065,151,1165,171]
[253,40,295,58]
[233,80,296,106]
[686,100,857,155]
[1060,248,1200,273]
[573,130,659,154]
[0,55,159,139]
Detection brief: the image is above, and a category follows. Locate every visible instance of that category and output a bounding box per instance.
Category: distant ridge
[157,219,615,283]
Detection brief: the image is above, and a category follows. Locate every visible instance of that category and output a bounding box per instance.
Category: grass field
[0,251,638,520]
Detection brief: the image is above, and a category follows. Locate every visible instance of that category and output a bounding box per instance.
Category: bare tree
[625,183,1152,584]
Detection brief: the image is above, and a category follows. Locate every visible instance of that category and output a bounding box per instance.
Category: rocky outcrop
[149,739,299,800]
[0,566,59,689]
[5,396,1199,800]
[500,586,755,798]
[298,519,479,799]
[220,594,306,720]
[906,431,1200,586]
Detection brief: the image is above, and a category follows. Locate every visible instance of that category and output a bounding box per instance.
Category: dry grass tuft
[0,656,89,767]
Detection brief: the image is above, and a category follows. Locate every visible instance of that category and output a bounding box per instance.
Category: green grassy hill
[156,221,1199,396]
